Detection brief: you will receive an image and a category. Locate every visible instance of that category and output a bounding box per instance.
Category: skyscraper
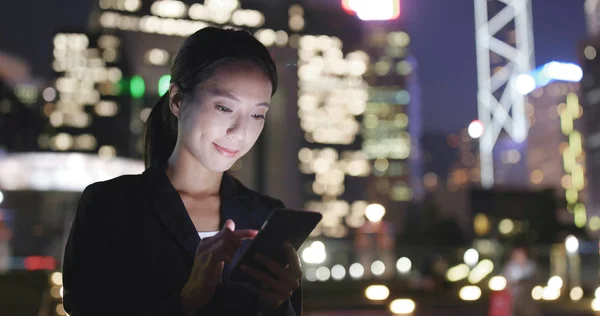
[523,62,586,227]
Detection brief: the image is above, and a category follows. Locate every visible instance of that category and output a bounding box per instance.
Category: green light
[130,75,145,99]
[158,75,171,96]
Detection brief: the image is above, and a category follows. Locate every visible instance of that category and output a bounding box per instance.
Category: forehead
[197,62,273,97]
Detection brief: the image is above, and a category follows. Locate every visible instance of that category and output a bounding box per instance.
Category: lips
[213,143,240,158]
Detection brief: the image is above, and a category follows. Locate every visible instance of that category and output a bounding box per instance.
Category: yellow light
[532,285,543,300]
[574,203,587,228]
[548,276,563,289]
[467,259,494,284]
[51,272,63,286]
[565,189,578,204]
[542,286,560,300]
[459,285,481,301]
[530,170,544,184]
[488,276,506,291]
[365,285,390,301]
[446,264,470,282]
[570,287,583,301]
[595,287,600,298]
[593,298,600,312]
[389,298,416,315]
[498,219,514,235]
[473,213,491,236]
[589,216,600,231]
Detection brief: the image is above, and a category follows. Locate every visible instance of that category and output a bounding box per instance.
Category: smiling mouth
[213,143,240,158]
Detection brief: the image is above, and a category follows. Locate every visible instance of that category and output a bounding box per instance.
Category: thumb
[223,219,235,232]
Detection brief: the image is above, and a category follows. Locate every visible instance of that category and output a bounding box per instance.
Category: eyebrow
[207,89,270,107]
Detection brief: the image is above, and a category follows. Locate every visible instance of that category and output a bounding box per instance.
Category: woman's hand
[180,220,257,315]
[241,242,302,309]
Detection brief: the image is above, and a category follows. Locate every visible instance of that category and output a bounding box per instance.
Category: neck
[165,148,222,196]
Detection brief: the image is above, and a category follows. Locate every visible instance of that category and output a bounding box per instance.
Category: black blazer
[62,165,302,315]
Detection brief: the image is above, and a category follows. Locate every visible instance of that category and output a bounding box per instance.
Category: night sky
[0,0,588,134]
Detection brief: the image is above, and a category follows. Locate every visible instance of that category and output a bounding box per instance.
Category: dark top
[62,165,302,315]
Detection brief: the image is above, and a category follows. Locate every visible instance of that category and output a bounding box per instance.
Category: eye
[252,114,266,120]
[215,105,232,113]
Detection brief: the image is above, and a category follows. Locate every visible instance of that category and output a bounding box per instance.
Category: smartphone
[230,208,322,284]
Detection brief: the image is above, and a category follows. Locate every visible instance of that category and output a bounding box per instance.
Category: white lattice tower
[585,0,600,36]
[474,0,535,188]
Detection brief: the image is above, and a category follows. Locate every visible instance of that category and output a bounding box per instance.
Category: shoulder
[76,174,143,222]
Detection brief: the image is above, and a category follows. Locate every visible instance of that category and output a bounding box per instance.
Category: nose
[226,116,247,141]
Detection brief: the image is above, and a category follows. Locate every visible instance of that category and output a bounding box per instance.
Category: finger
[223,219,235,232]
[283,242,303,279]
[255,254,299,290]
[255,254,288,279]
[241,265,287,293]
[233,229,258,240]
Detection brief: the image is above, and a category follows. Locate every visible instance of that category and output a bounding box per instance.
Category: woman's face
[173,62,273,172]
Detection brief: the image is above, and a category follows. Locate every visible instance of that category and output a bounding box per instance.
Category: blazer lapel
[141,166,200,261]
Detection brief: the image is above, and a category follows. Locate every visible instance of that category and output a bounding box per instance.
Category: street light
[565,235,579,255]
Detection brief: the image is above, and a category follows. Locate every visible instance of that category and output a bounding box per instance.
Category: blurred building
[0,51,44,153]
[580,39,600,231]
[359,24,423,229]
[522,62,586,227]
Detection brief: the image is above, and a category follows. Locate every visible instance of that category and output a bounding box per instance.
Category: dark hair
[143,27,278,168]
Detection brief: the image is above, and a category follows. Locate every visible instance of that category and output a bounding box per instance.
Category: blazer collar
[140,164,255,261]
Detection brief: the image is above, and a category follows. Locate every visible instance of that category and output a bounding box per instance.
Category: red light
[24,256,56,271]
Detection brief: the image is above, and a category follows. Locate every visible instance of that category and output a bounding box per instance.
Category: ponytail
[143,93,178,168]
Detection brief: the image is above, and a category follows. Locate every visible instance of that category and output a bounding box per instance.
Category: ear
[168,83,183,118]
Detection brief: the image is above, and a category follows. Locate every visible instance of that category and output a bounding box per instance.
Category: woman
[62,27,302,316]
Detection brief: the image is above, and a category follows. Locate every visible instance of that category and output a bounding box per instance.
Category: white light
[365,203,386,222]
[348,0,399,21]
[459,285,481,301]
[151,0,187,18]
[389,298,416,315]
[585,46,597,60]
[396,257,411,274]
[371,260,386,276]
[301,241,326,264]
[468,120,484,139]
[545,62,583,82]
[565,235,579,254]
[0,190,3,205]
[305,268,317,282]
[516,74,536,95]
[532,285,544,300]
[42,87,56,102]
[331,264,346,280]
[51,272,63,286]
[316,266,331,281]
[59,286,63,298]
[489,276,506,291]
[593,298,600,311]
[349,263,364,279]
[542,286,560,301]
[365,284,390,301]
[463,248,479,266]
[570,287,583,301]
[548,276,563,289]
[446,264,470,282]
[595,287,600,298]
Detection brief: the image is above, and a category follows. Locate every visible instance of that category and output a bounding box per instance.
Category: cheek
[245,123,265,145]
